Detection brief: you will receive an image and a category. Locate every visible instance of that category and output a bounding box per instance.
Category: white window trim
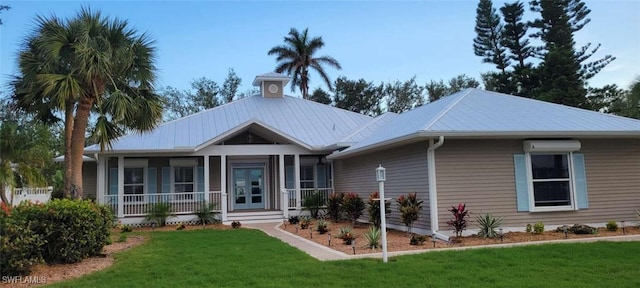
[525,151,578,212]
[170,165,197,202]
[123,160,148,204]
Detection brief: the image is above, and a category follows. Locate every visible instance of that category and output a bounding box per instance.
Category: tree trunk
[63,101,74,198]
[69,97,94,199]
[0,185,9,204]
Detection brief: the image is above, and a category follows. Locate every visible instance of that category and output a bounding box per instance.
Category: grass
[51,229,640,288]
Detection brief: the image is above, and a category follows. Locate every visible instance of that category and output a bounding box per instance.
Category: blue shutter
[109,168,118,195]
[148,167,157,194]
[572,153,589,209]
[197,166,205,201]
[514,154,529,212]
[162,167,171,193]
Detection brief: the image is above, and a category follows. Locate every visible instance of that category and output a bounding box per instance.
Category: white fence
[7,187,53,206]
[103,191,222,217]
[285,188,333,210]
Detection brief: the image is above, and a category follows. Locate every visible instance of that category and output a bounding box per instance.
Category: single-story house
[82,72,640,238]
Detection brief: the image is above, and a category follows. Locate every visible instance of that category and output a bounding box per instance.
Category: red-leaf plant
[446,203,469,238]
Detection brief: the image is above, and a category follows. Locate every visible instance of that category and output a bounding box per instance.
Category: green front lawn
[51,229,640,288]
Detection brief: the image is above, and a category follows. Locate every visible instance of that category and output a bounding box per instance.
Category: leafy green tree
[0,102,53,204]
[309,87,332,104]
[385,77,425,113]
[592,79,640,119]
[13,8,163,198]
[500,1,537,97]
[332,77,383,116]
[220,68,242,103]
[426,74,480,102]
[268,28,342,99]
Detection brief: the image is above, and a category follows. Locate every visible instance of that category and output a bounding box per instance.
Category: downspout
[427,136,447,240]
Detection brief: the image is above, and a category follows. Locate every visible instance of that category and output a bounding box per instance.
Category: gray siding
[82,162,97,200]
[436,139,640,230]
[334,141,431,230]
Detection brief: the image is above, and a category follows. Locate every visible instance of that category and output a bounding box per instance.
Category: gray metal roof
[252,72,291,86]
[332,88,640,158]
[85,95,373,153]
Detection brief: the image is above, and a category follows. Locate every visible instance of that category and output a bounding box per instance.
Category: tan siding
[436,139,640,230]
[82,162,97,200]
[334,141,431,230]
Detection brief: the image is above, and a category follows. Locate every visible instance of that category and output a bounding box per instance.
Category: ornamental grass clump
[144,202,172,227]
[337,226,355,244]
[363,226,381,249]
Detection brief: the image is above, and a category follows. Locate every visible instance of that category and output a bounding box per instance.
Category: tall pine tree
[474,0,510,74]
[500,2,538,98]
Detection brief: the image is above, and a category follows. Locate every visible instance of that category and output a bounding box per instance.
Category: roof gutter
[427,136,448,240]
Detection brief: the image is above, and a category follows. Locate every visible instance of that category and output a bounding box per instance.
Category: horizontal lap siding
[334,141,431,230]
[436,139,640,230]
[82,162,97,200]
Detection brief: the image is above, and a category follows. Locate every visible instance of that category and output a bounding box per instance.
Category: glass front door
[233,167,264,210]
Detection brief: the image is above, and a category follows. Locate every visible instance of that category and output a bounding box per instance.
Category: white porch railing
[284,188,334,210]
[10,187,53,205]
[104,191,222,217]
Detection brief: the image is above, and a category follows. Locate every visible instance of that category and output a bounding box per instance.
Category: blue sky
[0,0,638,96]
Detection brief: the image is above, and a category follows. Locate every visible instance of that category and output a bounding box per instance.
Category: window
[174,166,194,200]
[124,167,144,202]
[530,154,572,208]
[514,141,588,212]
[300,165,314,189]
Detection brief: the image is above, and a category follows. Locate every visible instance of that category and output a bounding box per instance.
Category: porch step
[226,210,285,224]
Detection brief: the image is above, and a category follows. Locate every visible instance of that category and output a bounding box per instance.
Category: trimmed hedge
[0,202,43,276]
[0,199,113,276]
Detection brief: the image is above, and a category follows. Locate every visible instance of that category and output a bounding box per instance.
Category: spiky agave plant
[476,213,504,238]
[364,226,381,249]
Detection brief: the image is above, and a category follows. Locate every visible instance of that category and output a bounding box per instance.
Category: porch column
[117,156,124,218]
[204,155,210,205]
[96,156,106,205]
[220,155,228,222]
[279,154,288,218]
[294,154,301,210]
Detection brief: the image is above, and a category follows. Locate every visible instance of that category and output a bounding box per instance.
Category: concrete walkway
[244,222,640,262]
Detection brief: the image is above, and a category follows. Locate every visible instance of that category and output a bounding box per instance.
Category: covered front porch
[97,143,334,224]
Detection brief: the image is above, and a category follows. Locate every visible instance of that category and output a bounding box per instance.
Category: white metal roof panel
[86,95,373,153]
[334,88,640,158]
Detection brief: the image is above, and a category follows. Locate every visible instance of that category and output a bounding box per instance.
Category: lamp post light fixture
[563,226,568,239]
[352,238,356,255]
[328,233,332,247]
[431,233,437,248]
[499,228,504,243]
[622,221,626,235]
[375,165,388,263]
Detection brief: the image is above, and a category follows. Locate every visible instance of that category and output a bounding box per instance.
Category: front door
[232,167,265,210]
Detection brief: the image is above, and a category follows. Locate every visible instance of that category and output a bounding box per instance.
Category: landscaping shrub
[0,202,44,276]
[315,218,329,234]
[299,216,311,229]
[288,215,300,225]
[302,191,325,219]
[606,221,618,231]
[231,221,242,229]
[341,193,365,226]
[410,234,427,245]
[571,224,597,234]
[337,226,355,244]
[526,223,533,233]
[9,199,113,264]
[193,202,220,226]
[367,191,390,228]
[476,213,504,238]
[446,203,469,238]
[397,193,423,234]
[363,226,381,249]
[533,222,545,234]
[327,192,344,222]
[144,202,173,227]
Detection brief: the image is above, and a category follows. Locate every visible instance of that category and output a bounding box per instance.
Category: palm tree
[13,8,163,198]
[268,28,342,99]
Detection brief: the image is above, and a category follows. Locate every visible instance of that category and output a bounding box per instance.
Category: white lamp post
[376,165,388,263]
